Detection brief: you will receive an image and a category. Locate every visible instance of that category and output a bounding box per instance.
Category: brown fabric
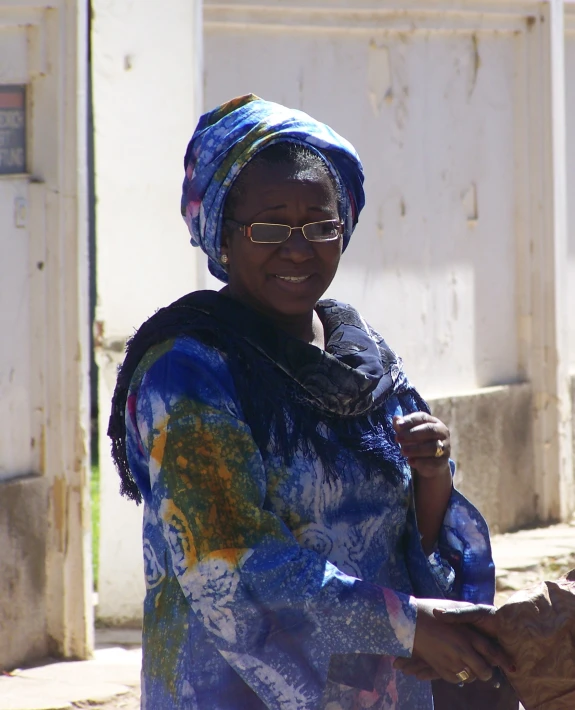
[496,569,575,710]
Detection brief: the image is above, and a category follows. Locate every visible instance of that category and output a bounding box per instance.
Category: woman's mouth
[274,275,310,283]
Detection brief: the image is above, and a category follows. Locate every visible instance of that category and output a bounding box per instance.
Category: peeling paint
[468,34,481,100]
[0,0,94,669]
[395,102,408,130]
[451,273,459,321]
[93,319,105,349]
[0,476,49,667]
[461,183,478,223]
[39,425,45,474]
[367,40,392,116]
[52,476,68,553]
[376,205,384,240]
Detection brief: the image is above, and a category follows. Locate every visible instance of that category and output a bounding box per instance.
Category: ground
[494,549,575,606]
[73,689,141,710]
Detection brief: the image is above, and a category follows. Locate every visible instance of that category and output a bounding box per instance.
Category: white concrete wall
[203,0,573,524]
[565,15,575,373]
[204,4,524,396]
[0,0,92,667]
[94,0,575,622]
[93,0,202,624]
[430,383,535,535]
[93,0,203,339]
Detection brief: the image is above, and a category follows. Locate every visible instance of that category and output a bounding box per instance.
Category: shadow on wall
[429,382,536,535]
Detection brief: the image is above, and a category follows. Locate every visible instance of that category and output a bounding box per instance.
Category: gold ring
[456,668,471,683]
[434,440,445,458]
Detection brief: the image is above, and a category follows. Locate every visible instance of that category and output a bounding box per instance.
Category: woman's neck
[277,310,325,348]
[220,287,325,348]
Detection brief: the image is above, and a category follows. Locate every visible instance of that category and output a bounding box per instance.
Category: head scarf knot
[181,94,365,282]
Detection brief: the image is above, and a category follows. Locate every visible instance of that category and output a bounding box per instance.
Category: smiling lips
[274,275,311,283]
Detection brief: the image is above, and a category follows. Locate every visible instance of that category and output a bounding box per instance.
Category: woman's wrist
[413,464,453,554]
[413,462,452,487]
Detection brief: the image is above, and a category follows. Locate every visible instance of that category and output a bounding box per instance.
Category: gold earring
[221,254,229,265]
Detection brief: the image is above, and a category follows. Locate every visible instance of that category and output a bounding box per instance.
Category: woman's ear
[220,226,231,265]
[220,220,233,249]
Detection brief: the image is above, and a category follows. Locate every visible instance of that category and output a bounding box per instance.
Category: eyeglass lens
[249,220,341,244]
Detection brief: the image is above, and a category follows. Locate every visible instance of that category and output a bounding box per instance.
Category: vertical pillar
[44,0,94,659]
[530,0,573,522]
[93,0,203,625]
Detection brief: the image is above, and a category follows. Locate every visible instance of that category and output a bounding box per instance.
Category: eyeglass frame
[224,217,344,244]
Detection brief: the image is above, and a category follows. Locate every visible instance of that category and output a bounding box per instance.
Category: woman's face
[222,160,342,320]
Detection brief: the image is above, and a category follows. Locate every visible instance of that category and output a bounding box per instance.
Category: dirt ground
[494,551,575,606]
[72,689,141,710]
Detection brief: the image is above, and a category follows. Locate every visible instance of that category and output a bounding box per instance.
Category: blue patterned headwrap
[181,94,365,282]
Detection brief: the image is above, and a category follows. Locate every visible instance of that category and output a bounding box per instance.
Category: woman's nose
[278,227,314,261]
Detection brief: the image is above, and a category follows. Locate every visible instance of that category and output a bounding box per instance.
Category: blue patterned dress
[122,296,494,709]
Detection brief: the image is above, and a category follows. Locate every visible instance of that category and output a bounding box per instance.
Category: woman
[109,95,509,709]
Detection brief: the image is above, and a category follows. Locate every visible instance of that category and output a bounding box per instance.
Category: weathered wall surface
[566,21,575,371]
[572,376,575,472]
[429,384,535,535]
[0,1,92,669]
[96,345,146,626]
[92,0,202,341]
[94,0,575,623]
[93,0,202,625]
[204,3,522,395]
[203,0,574,528]
[0,477,48,669]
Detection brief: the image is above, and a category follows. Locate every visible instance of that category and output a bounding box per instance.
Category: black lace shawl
[108,290,428,504]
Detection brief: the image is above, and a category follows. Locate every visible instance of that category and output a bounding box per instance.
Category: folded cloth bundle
[497,569,575,710]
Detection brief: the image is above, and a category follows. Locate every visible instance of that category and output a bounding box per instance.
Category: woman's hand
[393,412,453,553]
[394,599,513,684]
[393,412,451,478]
[433,604,499,638]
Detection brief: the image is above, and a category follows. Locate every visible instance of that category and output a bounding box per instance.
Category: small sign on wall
[0,86,26,175]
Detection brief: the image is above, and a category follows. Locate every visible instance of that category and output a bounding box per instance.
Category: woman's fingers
[433,605,498,637]
[393,657,441,681]
[393,413,447,436]
[452,638,494,683]
[396,422,448,442]
[413,600,498,684]
[415,666,443,682]
[433,604,495,620]
[393,413,452,469]
[400,440,447,457]
[468,628,516,674]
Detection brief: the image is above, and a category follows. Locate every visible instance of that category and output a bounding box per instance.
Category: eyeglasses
[225,218,344,244]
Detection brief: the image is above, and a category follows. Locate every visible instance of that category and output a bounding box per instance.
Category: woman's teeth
[275,275,309,283]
